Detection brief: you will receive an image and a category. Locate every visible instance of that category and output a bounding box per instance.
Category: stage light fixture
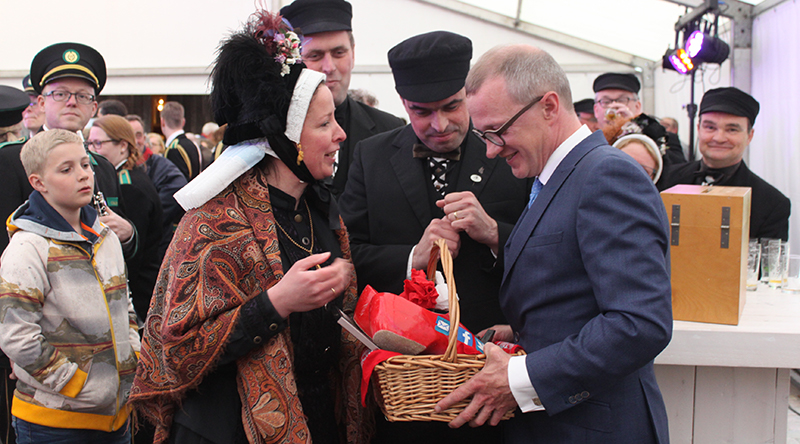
[685,30,730,64]
[665,48,695,74]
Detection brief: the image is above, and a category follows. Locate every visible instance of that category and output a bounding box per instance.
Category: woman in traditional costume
[130,10,371,444]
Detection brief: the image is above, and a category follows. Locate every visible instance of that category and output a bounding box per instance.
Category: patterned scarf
[129,166,372,443]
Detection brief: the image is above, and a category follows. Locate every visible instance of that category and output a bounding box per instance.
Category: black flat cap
[30,42,106,94]
[593,73,640,93]
[22,75,35,94]
[281,0,352,35]
[574,98,595,114]
[700,87,760,127]
[388,31,472,103]
[0,86,30,127]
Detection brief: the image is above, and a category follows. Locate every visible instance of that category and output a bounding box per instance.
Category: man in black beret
[281,0,404,197]
[29,42,137,252]
[663,87,790,240]
[593,72,686,185]
[21,75,45,136]
[573,98,599,131]
[339,31,531,443]
[592,72,642,128]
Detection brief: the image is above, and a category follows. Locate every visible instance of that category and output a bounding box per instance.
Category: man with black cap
[664,87,790,240]
[30,42,136,252]
[340,31,530,444]
[281,0,404,197]
[593,72,686,179]
[21,75,45,136]
[573,98,599,131]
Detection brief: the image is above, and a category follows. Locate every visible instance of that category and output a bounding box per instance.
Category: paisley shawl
[129,166,372,443]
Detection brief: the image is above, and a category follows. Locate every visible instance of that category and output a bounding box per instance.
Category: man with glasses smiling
[339,31,530,443]
[436,45,672,444]
[30,42,136,254]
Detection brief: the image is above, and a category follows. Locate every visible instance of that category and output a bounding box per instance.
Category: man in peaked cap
[29,42,137,252]
[281,0,404,197]
[664,87,790,240]
[21,75,45,136]
[0,86,33,254]
[339,31,531,443]
[573,98,599,131]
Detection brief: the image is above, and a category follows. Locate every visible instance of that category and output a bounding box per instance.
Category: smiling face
[38,78,97,132]
[88,126,129,167]
[403,88,470,154]
[299,85,346,180]
[29,142,94,216]
[697,112,753,169]
[301,31,355,107]
[468,76,554,179]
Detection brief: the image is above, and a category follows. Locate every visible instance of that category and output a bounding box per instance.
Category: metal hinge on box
[671,205,680,246]
[720,207,730,249]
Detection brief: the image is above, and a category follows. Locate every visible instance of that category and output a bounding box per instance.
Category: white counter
[654,284,800,443]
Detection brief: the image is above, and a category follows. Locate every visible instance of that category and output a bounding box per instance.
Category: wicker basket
[371,238,515,422]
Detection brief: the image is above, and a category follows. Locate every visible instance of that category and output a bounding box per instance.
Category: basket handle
[427,239,459,363]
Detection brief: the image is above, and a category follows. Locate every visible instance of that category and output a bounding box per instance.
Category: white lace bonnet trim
[173,68,326,210]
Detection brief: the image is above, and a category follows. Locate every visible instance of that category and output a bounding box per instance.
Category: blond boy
[0,130,139,443]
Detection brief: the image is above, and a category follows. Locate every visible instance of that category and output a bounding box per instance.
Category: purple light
[686,31,705,58]
[669,49,693,74]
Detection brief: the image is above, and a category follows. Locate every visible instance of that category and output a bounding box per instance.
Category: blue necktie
[527,178,543,208]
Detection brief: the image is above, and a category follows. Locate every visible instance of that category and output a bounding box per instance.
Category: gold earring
[296,143,304,165]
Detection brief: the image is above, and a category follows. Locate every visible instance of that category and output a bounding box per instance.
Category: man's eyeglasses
[595,96,637,108]
[44,90,95,105]
[84,139,117,150]
[472,95,544,147]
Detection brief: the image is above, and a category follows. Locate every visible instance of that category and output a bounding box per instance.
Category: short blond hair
[21,129,83,176]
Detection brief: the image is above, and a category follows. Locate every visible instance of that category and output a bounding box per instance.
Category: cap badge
[62,49,80,64]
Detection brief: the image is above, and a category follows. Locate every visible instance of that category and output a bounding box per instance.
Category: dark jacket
[165,132,201,181]
[330,96,405,197]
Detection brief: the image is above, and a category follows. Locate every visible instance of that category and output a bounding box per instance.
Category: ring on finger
[454,211,460,220]
[331,287,337,296]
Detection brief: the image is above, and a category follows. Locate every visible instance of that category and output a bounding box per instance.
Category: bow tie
[693,162,741,185]
[412,144,461,161]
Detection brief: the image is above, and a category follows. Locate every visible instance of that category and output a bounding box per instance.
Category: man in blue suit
[436,44,673,443]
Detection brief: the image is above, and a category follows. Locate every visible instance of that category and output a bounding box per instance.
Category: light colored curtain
[751,0,800,251]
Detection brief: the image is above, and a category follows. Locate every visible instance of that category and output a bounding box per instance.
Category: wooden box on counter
[660,185,751,325]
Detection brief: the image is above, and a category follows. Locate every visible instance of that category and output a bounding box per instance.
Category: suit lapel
[504,133,602,275]
[454,132,495,199]
[390,127,433,226]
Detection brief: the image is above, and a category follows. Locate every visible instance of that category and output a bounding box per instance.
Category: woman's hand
[268,252,353,318]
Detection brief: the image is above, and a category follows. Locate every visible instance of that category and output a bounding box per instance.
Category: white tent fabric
[751,0,799,252]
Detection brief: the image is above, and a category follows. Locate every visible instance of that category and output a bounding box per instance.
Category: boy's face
[29,142,95,215]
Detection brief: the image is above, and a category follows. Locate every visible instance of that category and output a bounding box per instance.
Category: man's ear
[29,174,45,193]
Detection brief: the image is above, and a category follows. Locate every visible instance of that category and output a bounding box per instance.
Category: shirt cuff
[406,245,416,279]
[508,355,545,412]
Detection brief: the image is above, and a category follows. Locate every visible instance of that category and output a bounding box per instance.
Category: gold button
[294,214,303,222]
[269,323,278,331]
[533,397,542,406]
[253,336,262,344]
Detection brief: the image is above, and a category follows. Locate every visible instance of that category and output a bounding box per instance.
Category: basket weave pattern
[372,239,515,422]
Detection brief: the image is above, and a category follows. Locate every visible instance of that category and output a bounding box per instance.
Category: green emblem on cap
[62,49,80,64]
